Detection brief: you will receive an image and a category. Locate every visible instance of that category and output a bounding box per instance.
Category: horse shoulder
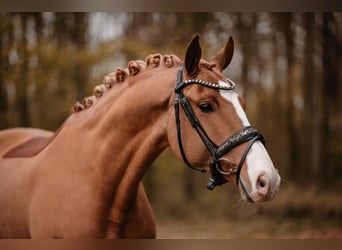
[122,182,156,238]
[106,182,156,239]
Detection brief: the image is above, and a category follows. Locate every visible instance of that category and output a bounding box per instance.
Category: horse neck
[64,66,177,222]
[93,67,176,168]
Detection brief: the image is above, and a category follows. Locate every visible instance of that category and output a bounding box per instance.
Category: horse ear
[184,35,201,77]
[212,36,234,71]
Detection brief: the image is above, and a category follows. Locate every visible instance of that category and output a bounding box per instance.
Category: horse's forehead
[219,90,250,127]
[197,65,227,83]
[199,59,216,70]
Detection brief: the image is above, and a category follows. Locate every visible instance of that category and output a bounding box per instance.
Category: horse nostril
[259,179,265,188]
[256,175,270,196]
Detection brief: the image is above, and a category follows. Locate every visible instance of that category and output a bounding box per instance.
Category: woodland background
[0,13,341,238]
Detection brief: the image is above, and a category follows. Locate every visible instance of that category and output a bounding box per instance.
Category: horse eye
[199,102,214,113]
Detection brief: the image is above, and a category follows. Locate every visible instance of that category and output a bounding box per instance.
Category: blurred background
[0,12,341,238]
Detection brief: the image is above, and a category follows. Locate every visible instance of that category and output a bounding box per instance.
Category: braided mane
[73,54,181,113]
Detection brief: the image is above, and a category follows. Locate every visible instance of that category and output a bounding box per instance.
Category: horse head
[167,35,281,203]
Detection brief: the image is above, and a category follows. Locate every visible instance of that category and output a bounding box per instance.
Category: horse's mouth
[238,179,255,203]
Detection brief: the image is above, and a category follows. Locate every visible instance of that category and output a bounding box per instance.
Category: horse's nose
[256,174,270,198]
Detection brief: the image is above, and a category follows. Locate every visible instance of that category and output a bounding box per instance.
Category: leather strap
[174,65,266,190]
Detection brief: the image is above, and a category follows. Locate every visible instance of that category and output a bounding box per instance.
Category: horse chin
[221,175,255,203]
[237,178,255,203]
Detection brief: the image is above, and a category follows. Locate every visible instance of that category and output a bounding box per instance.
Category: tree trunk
[16,13,30,127]
[320,13,340,185]
[72,13,88,100]
[237,13,254,98]
[302,13,315,184]
[279,13,300,182]
[0,13,8,128]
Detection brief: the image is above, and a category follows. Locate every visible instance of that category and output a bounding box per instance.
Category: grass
[156,216,342,239]
[152,182,342,239]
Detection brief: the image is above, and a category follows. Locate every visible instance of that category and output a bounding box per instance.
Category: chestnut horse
[0,36,280,238]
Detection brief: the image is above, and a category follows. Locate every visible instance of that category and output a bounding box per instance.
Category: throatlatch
[174,65,265,190]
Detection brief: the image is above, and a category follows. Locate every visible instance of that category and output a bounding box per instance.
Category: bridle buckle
[215,157,238,175]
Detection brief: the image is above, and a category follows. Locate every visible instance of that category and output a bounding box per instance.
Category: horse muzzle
[238,167,281,203]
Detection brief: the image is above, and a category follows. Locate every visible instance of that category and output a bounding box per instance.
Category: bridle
[174,65,265,198]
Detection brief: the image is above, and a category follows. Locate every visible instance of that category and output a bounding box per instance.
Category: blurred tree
[236,13,256,98]
[278,13,300,182]
[72,13,88,101]
[321,13,341,185]
[0,14,8,128]
[302,13,316,184]
[16,13,30,126]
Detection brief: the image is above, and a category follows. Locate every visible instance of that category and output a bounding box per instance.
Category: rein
[174,65,265,194]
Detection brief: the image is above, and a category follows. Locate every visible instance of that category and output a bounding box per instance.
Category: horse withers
[0,35,280,238]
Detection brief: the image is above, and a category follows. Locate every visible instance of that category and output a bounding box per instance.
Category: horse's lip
[238,179,254,203]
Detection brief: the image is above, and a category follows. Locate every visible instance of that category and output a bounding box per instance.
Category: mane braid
[72,54,180,113]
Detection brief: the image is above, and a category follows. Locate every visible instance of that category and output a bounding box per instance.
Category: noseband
[174,65,265,194]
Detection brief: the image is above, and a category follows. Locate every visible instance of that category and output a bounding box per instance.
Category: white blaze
[218,80,280,197]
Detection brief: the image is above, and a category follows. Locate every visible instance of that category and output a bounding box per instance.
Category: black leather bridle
[174,65,266,196]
